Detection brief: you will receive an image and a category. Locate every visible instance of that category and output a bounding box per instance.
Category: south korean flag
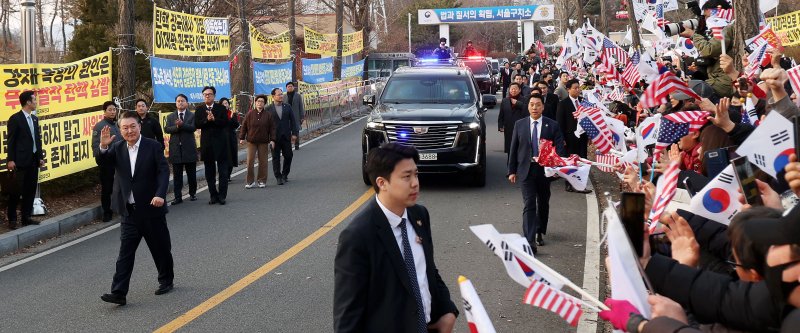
[736,111,795,179]
[688,165,742,225]
[545,165,591,191]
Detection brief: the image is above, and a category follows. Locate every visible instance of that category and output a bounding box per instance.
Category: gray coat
[163,110,198,164]
[92,118,122,158]
[284,92,305,123]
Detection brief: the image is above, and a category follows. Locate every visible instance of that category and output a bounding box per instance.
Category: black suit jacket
[334,199,458,333]
[508,116,566,182]
[6,111,43,168]
[267,103,299,140]
[500,68,513,85]
[95,137,169,218]
[195,103,230,161]
[555,97,588,156]
[542,93,559,120]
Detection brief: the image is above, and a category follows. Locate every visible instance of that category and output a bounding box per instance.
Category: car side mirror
[482,94,497,109]
[492,69,499,75]
[362,94,375,106]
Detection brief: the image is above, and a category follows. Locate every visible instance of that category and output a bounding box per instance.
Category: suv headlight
[366,121,384,130]
[458,122,480,130]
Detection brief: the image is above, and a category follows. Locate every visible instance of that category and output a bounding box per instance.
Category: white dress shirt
[529,116,543,143]
[22,110,36,152]
[375,196,432,323]
[127,136,141,204]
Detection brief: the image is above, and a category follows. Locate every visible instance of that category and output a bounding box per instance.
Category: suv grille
[385,123,458,150]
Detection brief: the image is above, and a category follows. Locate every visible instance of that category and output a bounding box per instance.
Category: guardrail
[300,78,385,134]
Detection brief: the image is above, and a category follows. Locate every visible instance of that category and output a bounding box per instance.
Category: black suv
[361,66,496,186]
[458,58,495,95]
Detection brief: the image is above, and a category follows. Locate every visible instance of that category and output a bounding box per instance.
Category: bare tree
[35,0,46,46]
[60,0,66,51]
[49,0,57,48]
[732,0,759,69]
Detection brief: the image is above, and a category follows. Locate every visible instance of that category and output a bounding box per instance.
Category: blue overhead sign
[418,5,554,25]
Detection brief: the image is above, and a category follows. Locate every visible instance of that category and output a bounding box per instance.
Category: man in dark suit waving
[195,86,231,204]
[5,91,44,229]
[334,143,458,333]
[267,87,299,185]
[96,111,173,306]
[508,94,566,249]
[555,79,591,193]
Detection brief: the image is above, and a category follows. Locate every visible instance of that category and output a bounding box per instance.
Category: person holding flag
[508,94,566,248]
[678,0,734,101]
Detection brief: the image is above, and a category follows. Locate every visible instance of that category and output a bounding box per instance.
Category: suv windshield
[382,77,474,104]
[462,61,489,75]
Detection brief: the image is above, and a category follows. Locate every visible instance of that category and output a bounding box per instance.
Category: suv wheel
[467,143,487,187]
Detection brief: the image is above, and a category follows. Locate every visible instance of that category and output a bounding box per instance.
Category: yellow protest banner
[766,10,800,47]
[250,24,291,60]
[0,51,112,119]
[0,111,104,182]
[153,5,230,56]
[303,26,363,57]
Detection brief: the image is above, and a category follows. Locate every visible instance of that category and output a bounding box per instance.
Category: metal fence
[300,78,385,135]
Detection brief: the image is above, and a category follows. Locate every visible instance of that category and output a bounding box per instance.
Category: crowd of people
[493,0,800,331]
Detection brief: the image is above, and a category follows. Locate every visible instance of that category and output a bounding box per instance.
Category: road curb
[0,113,366,259]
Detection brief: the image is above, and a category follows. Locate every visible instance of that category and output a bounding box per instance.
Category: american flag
[648,160,680,225]
[602,38,629,67]
[523,280,583,327]
[606,88,626,102]
[639,72,701,108]
[594,150,620,172]
[714,8,734,21]
[787,64,800,96]
[655,3,669,28]
[745,43,771,79]
[707,8,733,40]
[742,95,760,126]
[574,100,599,118]
[653,111,710,160]
[579,108,614,154]
[621,51,642,88]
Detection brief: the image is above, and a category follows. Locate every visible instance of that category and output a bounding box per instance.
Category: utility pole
[732,0,759,70]
[600,0,608,36]
[625,0,642,50]
[21,0,36,63]
[333,0,343,80]
[236,0,252,116]
[117,0,135,111]
[289,0,296,82]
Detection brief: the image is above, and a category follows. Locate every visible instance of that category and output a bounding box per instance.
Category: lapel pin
[416,220,422,227]
[415,236,423,244]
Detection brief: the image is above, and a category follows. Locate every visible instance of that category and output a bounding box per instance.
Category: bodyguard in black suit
[498,83,528,154]
[500,62,513,98]
[267,88,299,185]
[163,94,198,204]
[508,94,566,249]
[134,98,165,150]
[195,86,231,204]
[555,79,592,193]
[334,143,457,333]
[535,81,559,120]
[5,91,44,229]
[97,112,173,306]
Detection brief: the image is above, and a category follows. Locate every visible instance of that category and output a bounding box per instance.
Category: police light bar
[467,56,484,60]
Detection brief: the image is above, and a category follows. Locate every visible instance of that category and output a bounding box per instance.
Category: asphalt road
[0,107,593,332]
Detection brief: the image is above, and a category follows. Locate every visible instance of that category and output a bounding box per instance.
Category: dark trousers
[520,165,551,243]
[204,158,230,200]
[502,83,509,98]
[6,162,38,222]
[111,207,174,296]
[272,138,294,178]
[99,164,115,215]
[172,162,197,198]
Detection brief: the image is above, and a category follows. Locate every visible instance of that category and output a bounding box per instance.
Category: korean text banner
[153,5,230,56]
[765,10,800,47]
[342,60,365,79]
[253,62,293,95]
[302,57,333,84]
[0,111,104,182]
[250,24,291,60]
[151,56,232,103]
[1,51,112,119]
[303,27,363,57]
[417,5,554,25]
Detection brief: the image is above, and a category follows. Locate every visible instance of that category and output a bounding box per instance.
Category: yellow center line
[154,189,374,333]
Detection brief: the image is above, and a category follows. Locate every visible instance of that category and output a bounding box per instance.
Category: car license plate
[419,153,438,161]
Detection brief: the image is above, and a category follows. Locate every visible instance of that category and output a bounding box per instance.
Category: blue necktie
[27,115,36,153]
[400,218,427,332]
[531,120,539,158]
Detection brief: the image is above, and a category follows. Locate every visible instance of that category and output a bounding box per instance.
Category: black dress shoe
[7,221,17,230]
[21,218,40,226]
[154,283,173,295]
[218,199,226,205]
[102,212,113,222]
[171,199,183,205]
[101,293,126,305]
[189,195,197,201]
[278,177,285,185]
[209,197,219,205]
[536,233,545,246]
[283,176,289,183]
[574,188,593,194]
